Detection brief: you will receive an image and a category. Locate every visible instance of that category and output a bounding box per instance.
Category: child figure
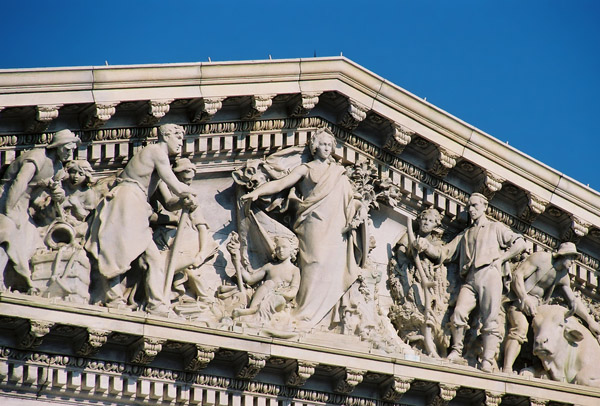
[228,233,301,318]
[62,160,98,222]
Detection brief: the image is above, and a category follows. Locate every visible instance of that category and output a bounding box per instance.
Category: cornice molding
[0,347,599,406]
[1,58,597,230]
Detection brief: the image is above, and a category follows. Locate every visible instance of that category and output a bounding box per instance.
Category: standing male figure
[0,129,79,291]
[502,242,600,373]
[86,124,194,315]
[415,193,526,372]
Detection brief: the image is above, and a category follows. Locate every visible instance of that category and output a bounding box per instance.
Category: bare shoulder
[143,144,167,159]
[527,250,552,266]
[290,163,309,176]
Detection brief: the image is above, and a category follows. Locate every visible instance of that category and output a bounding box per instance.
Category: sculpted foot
[105,299,129,310]
[480,359,494,373]
[446,350,462,362]
[147,304,177,318]
[232,307,257,318]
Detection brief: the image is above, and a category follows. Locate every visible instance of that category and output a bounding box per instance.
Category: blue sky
[2,1,599,190]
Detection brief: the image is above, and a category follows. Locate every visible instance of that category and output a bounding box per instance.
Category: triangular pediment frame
[0,58,599,405]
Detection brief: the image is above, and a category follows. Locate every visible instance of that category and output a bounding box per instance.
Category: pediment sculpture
[1,124,600,389]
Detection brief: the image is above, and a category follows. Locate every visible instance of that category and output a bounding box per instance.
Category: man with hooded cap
[0,129,80,291]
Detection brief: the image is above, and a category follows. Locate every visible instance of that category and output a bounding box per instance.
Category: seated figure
[228,232,300,319]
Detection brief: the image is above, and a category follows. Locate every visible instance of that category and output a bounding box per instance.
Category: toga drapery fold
[291,161,360,327]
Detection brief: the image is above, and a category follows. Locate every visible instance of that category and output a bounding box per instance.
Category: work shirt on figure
[0,149,60,217]
[442,216,520,277]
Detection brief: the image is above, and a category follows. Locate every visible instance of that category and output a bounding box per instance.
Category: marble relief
[0,125,599,387]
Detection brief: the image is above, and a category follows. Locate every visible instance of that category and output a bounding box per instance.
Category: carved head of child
[65,159,94,186]
[417,208,442,235]
[173,158,196,186]
[309,128,336,161]
[272,235,299,262]
[159,124,185,156]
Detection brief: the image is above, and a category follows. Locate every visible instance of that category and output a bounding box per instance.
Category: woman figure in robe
[241,128,367,329]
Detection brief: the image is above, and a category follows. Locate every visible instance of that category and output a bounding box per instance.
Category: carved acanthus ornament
[428,147,459,178]
[383,123,414,155]
[138,99,174,126]
[130,337,166,365]
[289,92,322,117]
[529,398,548,406]
[478,171,505,200]
[75,328,110,356]
[338,100,368,130]
[26,105,62,133]
[519,192,549,223]
[235,353,269,380]
[17,320,55,349]
[184,345,218,371]
[562,215,591,243]
[427,383,459,406]
[245,94,276,119]
[190,97,226,122]
[285,360,318,387]
[484,391,503,406]
[380,376,413,402]
[333,368,366,394]
[82,102,119,129]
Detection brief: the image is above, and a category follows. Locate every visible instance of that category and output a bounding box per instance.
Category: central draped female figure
[241,128,365,328]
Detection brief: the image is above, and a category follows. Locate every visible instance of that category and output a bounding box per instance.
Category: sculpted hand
[226,232,241,257]
[522,296,538,317]
[240,190,260,203]
[49,184,66,204]
[178,184,196,199]
[565,298,577,319]
[240,190,260,216]
[182,196,197,212]
[588,319,600,337]
[413,238,430,254]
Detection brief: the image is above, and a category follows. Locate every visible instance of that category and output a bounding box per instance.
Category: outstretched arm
[241,165,308,202]
[154,152,193,198]
[558,276,600,335]
[512,256,539,316]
